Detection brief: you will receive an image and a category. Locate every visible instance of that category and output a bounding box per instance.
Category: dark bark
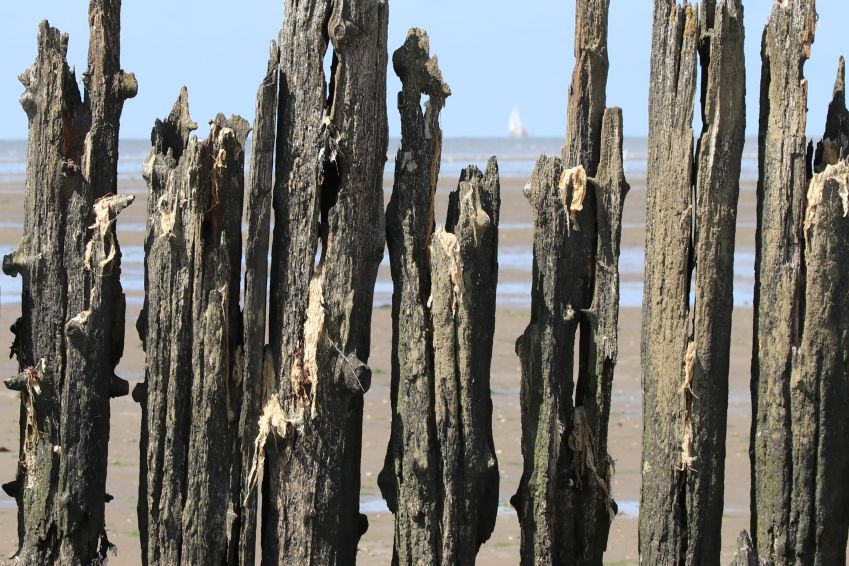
[512,107,627,565]
[640,1,745,563]
[750,1,816,563]
[238,42,280,566]
[4,1,136,562]
[135,90,250,564]
[262,0,389,563]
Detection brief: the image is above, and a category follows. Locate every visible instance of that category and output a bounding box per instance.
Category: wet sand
[0,169,759,564]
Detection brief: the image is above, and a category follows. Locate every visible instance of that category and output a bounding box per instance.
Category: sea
[0,137,762,309]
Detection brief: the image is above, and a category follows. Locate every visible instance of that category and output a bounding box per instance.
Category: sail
[509,107,528,139]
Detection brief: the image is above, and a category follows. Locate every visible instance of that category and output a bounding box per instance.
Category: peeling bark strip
[4,1,136,562]
[512,107,627,565]
[136,90,250,565]
[640,0,745,563]
[750,1,816,563]
[262,0,388,563]
[375,29,501,565]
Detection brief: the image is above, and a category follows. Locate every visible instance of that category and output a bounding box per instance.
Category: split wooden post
[378,28,502,564]
[135,91,250,564]
[639,0,745,563]
[260,0,389,563]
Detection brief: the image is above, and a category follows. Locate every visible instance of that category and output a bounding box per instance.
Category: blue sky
[1,1,848,140]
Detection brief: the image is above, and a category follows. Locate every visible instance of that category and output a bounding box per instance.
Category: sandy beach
[0,162,759,564]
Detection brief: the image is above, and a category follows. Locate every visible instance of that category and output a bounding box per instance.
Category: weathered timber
[238,41,280,566]
[639,0,698,562]
[784,61,849,565]
[512,106,627,565]
[640,1,746,562]
[377,30,502,564]
[262,0,389,563]
[750,1,816,562]
[4,0,136,561]
[136,90,250,564]
[511,0,626,563]
[377,28,451,563]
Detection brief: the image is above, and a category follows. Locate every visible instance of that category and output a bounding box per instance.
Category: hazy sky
[2,1,848,140]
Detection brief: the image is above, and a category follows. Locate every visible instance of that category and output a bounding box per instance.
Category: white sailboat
[509,107,529,139]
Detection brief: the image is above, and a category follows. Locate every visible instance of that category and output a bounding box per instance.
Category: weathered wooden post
[747,56,849,564]
[377,29,501,564]
[258,0,389,563]
[639,0,745,563]
[750,0,816,562]
[135,90,250,564]
[2,0,136,562]
[511,0,628,563]
[238,41,280,566]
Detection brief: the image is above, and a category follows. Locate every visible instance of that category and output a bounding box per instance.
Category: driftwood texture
[377,28,501,564]
[750,0,817,563]
[3,0,136,562]
[261,0,389,563]
[136,91,250,564]
[639,0,745,563]
[512,1,627,563]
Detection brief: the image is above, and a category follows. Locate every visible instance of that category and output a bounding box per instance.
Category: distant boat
[509,107,529,139]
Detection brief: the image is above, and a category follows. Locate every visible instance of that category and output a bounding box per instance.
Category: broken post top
[151,88,198,161]
[393,28,451,107]
[817,57,849,169]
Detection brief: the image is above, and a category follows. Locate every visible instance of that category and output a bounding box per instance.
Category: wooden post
[640,0,745,562]
[135,90,250,564]
[261,0,389,563]
[378,28,502,564]
[4,0,136,562]
[750,1,816,562]
[512,0,628,562]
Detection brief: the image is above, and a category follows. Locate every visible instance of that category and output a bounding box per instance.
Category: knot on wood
[65,310,91,346]
[116,71,138,100]
[393,28,451,105]
[110,375,129,399]
[2,251,39,278]
[131,382,147,405]
[19,87,37,119]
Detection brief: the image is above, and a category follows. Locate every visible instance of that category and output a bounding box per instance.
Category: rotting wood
[750,1,817,563]
[3,0,136,562]
[639,1,746,563]
[136,89,250,565]
[262,0,389,563]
